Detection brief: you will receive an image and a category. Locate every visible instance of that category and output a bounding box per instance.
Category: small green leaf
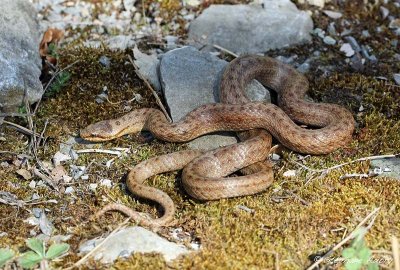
[344,259,362,270]
[26,238,45,257]
[0,248,15,267]
[45,243,69,260]
[358,246,372,264]
[367,262,379,270]
[19,251,43,269]
[342,247,356,259]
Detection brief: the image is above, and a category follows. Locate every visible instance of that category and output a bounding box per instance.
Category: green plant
[45,71,71,98]
[0,248,15,268]
[47,43,59,59]
[342,228,379,270]
[18,238,69,269]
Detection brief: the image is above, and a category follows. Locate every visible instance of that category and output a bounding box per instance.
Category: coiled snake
[80,55,355,227]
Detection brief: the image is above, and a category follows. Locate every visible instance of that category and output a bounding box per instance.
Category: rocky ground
[0,0,400,269]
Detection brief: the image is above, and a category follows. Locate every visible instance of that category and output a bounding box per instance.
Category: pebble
[389,19,400,29]
[323,36,336,45]
[99,56,111,68]
[322,10,343,19]
[340,43,355,57]
[327,22,337,36]
[344,36,361,52]
[380,6,389,19]
[362,30,370,38]
[394,74,400,85]
[65,187,75,194]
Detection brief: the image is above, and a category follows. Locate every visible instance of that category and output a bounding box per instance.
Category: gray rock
[133,46,161,92]
[0,0,43,112]
[380,6,389,19]
[323,36,336,45]
[79,226,190,263]
[370,157,400,180]
[322,10,343,19]
[394,74,400,85]
[188,1,313,54]
[344,36,361,52]
[159,46,271,151]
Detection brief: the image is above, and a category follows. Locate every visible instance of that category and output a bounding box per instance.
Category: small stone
[394,74,400,85]
[99,56,111,68]
[53,151,71,166]
[340,43,355,57]
[389,19,400,29]
[89,183,98,192]
[29,180,36,189]
[271,154,281,161]
[81,175,89,180]
[65,187,75,194]
[313,28,325,38]
[380,6,389,19]
[31,193,40,200]
[323,36,336,45]
[283,170,296,177]
[100,179,112,187]
[362,30,370,37]
[323,10,342,19]
[344,36,361,52]
[359,105,364,112]
[16,169,32,180]
[327,22,337,36]
[297,61,311,73]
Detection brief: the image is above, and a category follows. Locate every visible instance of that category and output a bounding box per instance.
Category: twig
[127,54,172,122]
[290,154,399,174]
[33,60,79,114]
[213,44,239,58]
[3,120,43,139]
[0,113,35,117]
[75,149,123,156]
[33,167,59,191]
[392,236,400,270]
[339,173,369,180]
[69,218,130,269]
[306,208,380,270]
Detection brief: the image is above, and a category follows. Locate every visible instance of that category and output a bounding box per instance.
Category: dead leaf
[16,168,33,180]
[39,28,64,65]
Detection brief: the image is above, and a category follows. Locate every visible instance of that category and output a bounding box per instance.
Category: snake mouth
[79,127,129,142]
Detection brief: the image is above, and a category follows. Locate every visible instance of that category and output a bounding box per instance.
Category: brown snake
[80,55,355,227]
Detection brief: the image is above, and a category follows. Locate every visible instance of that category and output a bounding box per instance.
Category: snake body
[80,55,355,227]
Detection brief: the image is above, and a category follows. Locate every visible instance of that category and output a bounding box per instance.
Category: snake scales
[80,55,355,227]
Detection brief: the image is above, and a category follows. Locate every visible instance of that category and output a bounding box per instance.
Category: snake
[80,55,355,227]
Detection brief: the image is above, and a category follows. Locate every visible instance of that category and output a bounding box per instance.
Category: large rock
[79,226,190,263]
[159,46,270,151]
[0,0,43,112]
[188,0,313,54]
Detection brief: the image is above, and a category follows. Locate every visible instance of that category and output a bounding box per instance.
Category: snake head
[80,120,118,142]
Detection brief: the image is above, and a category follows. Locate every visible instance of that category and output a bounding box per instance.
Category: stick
[290,154,399,174]
[75,149,123,156]
[2,120,43,139]
[213,44,239,58]
[306,208,380,270]
[127,54,172,122]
